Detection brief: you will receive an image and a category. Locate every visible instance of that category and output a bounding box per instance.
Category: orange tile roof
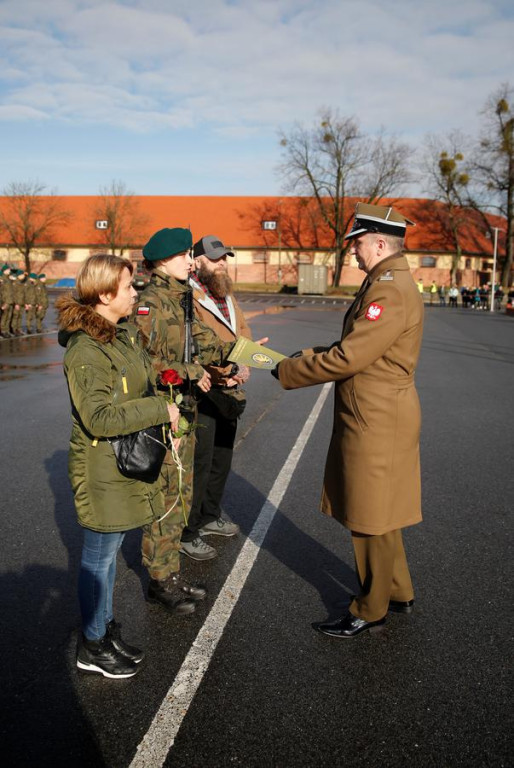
[0,195,506,255]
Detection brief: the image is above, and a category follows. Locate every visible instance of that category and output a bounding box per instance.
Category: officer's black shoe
[76,634,138,678]
[314,611,386,639]
[388,599,415,614]
[167,573,207,601]
[106,619,145,663]
[147,577,197,615]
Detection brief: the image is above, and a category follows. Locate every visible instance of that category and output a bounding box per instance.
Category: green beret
[38,273,46,279]
[142,228,193,262]
[0,264,6,274]
[29,272,38,279]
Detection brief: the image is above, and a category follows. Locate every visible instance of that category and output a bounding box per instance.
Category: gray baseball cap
[193,235,234,260]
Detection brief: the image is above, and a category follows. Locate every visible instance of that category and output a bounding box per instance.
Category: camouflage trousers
[25,308,36,333]
[142,432,195,580]
[1,305,13,334]
[10,307,23,333]
[35,307,47,332]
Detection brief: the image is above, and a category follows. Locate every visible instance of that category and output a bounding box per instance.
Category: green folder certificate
[228,337,286,369]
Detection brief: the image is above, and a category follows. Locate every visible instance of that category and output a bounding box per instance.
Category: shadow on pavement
[227,470,358,616]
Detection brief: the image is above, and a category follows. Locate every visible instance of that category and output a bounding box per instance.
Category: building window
[297,253,313,264]
[465,258,472,269]
[420,256,436,268]
[252,251,268,263]
[52,249,67,261]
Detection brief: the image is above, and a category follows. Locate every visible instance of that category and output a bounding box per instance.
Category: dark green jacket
[57,296,169,532]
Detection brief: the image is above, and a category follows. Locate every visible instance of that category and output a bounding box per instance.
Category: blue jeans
[78,529,125,641]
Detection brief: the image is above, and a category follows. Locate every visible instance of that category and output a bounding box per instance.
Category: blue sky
[0,0,513,196]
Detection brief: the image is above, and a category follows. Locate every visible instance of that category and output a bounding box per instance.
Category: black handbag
[109,423,167,483]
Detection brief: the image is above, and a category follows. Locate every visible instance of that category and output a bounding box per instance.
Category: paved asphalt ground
[0,296,512,768]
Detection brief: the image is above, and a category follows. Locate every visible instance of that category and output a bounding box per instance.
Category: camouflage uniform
[24,277,37,333]
[132,268,233,580]
[35,279,49,332]
[11,277,25,335]
[1,274,15,336]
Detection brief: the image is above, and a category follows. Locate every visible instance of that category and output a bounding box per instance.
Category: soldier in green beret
[11,270,26,336]
[24,272,38,333]
[1,267,15,338]
[132,227,235,615]
[35,274,49,333]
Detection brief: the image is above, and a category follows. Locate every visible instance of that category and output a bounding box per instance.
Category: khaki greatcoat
[278,253,424,536]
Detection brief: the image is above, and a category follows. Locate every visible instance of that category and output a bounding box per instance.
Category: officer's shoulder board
[378,270,394,282]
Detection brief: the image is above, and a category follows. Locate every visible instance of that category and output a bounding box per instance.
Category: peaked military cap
[345,202,415,240]
[142,227,193,262]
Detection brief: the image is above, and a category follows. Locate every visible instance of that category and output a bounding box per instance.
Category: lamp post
[262,220,277,286]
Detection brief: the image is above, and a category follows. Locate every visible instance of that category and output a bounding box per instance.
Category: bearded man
[180,236,252,561]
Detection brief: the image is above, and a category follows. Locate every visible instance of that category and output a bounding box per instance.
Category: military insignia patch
[365,303,384,321]
[252,352,274,366]
[137,306,150,315]
[379,271,394,281]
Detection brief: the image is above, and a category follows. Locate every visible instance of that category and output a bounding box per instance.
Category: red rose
[160,369,183,386]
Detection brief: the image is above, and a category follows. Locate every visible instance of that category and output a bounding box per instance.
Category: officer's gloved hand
[270,363,281,380]
[289,350,303,358]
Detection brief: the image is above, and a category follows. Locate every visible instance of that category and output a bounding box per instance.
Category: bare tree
[421,133,474,284]
[472,83,514,287]
[94,180,149,257]
[277,108,413,285]
[0,181,72,272]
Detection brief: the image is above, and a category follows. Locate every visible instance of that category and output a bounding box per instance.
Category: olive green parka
[57,296,170,532]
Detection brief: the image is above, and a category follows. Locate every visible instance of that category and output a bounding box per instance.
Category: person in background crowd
[56,253,180,679]
[271,203,423,639]
[35,273,49,333]
[0,265,14,338]
[24,273,38,334]
[180,235,252,562]
[448,285,459,308]
[11,270,26,336]
[429,280,437,306]
[438,284,446,306]
[416,278,424,296]
[494,285,504,310]
[132,227,236,615]
[479,285,488,310]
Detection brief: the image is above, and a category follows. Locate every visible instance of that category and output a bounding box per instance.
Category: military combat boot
[76,634,138,678]
[147,575,197,615]
[106,619,145,663]
[166,573,207,601]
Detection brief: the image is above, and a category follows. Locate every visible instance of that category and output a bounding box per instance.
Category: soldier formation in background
[0,264,49,338]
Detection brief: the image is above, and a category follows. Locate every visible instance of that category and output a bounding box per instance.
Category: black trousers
[181,397,237,541]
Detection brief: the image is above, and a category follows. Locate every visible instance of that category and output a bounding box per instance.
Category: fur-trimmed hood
[56,295,118,347]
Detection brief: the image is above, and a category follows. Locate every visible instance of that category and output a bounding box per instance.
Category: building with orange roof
[0,195,508,288]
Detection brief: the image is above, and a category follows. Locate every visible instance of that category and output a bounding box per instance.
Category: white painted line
[129,383,332,768]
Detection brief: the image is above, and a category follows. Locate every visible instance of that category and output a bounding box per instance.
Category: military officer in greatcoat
[271,202,424,639]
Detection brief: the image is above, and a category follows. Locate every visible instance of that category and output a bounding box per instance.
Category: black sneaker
[106,620,145,663]
[77,634,138,678]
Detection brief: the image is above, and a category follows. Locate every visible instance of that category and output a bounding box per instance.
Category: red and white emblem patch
[365,303,384,321]
[137,306,150,315]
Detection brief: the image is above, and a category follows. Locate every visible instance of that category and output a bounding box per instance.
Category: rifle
[180,281,198,409]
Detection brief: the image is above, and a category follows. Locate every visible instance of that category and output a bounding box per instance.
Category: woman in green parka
[56,254,179,680]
